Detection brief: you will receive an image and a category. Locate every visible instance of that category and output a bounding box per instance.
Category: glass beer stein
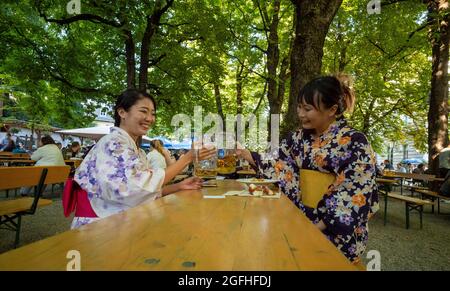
[193,139,218,179]
[217,132,236,175]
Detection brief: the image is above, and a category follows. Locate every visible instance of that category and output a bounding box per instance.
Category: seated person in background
[412,163,425,175]
[0,133,15,152]
[412,163,427,186]
[396,163,407,173]
[383,159,394,171]
[69,141,81,158]
[31,135,66,166]
[439,145,450,178]
[21,135,65,196]
[405,163,413,174]
[147,139,175,169]
[72,89,215,229]
[12,142,27,153]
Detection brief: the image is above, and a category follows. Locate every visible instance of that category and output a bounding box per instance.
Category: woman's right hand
[236,148,252,163]
[235,142,256,166]
[194,146,217,161]
[184,145,216,163]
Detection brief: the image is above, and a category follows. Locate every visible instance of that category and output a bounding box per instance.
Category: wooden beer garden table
[0,180,357,271]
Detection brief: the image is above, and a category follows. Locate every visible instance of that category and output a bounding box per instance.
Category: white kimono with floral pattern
[71,127,165,229]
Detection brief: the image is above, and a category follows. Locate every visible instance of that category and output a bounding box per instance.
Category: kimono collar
[110,126,139,151]
[317,117,347,140]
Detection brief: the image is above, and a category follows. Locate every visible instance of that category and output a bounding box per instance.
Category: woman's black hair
[297,75,355,116]
[41,135,55,146]
[114,89,157,127]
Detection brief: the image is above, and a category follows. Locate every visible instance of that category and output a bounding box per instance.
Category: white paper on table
[203,195,226,199]
[223,190,246,196]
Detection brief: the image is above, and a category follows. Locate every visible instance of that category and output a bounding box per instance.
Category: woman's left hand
[178,177,203,190]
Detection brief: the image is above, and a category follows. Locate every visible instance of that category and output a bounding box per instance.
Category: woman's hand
[178,177,203,190]
[185,146,216,163]
[235,142,256,167]
[161,177,203,196]
[236,148,252,162]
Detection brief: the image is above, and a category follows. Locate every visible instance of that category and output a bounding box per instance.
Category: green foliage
[322,0,431,153]
[0,0,444,157]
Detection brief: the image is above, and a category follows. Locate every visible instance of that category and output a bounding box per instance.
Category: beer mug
[193,138,218,179]
[217,132,236,175]
[217,149,236,174]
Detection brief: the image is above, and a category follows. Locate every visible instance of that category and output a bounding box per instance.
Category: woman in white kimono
[72,89,215,228]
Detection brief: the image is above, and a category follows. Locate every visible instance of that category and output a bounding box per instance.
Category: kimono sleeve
[251,131,301,204]
[76,137,165,210]
[104,139,165,207]
[318,133,378,237]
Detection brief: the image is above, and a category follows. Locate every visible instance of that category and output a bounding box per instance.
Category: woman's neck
[119,125,139,142]
[313,118,336,138]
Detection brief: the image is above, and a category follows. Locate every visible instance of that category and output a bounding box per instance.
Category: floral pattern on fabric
[252,117,379,261]
[72,127,165,229]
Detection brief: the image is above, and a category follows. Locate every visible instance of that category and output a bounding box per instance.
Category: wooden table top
[382,171,442,182]
[376,178,399,184]
[0,159,36,166]
[0,159,81,167]
[0,180,356,271]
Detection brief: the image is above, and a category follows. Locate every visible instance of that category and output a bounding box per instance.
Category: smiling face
[117,97,156,141]
[297,94,338,135]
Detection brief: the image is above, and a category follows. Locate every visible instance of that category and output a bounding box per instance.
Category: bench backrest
[13,153,31,159]
[36,166,71,184]
[0,166,70,190]
[0,167,49,214]
[0,166,47,190]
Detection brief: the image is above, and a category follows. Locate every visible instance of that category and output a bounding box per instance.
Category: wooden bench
[414,189,449,214]
[404,185,429,199]
[377,179,433,229]
[387,193,433,229]
[0,166,70,248]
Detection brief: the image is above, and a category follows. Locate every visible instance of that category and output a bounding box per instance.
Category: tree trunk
[138,0,174,91]
[236,63,245,115]
[29,122,35,150]
[283,0,343,137]
[139,16,158,91]
[427,0,449,177]
[277,56,290,111]
[124,30,136,89]
[214,83,225,127]
[266,0,281,117]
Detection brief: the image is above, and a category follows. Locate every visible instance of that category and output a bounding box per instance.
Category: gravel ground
[1,187,450,270]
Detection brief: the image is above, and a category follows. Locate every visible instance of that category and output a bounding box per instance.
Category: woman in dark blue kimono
[238,75,379,263]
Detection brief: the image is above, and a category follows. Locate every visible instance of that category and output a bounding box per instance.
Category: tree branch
[14,27,101,93]
[149,54,167,67]
[159,21,191,28]
[228,26,267,53]
[255,0,270,40]
[35,0,123,28]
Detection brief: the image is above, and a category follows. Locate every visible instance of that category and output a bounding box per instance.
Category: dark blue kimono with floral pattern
[252,117,379,262]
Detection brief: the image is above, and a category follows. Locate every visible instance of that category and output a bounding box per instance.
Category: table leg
[384,191,388,226]
[405,203,410,229]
